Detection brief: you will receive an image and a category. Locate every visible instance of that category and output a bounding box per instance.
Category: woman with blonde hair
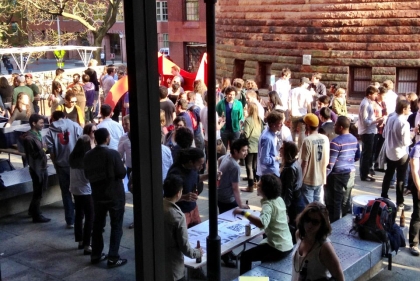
[241,102,264,192]
[72,84,86,115]
[292,202,344,281]
[332,88,347,116]
[193,79,206,108]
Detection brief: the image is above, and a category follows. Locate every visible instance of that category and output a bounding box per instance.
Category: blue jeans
[56,166,74,225]
[91,198,125,260]
[302,184,322,205]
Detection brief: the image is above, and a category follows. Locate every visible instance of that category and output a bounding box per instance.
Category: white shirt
[273,78,291,110]
[383,113,411,161]
[97,118,124,151]
[358,97,377,135]
[384,90,398,114]
[118,133,132,168]
[276,126,293,151]
[288,86,312,117]
[102,75,115,98]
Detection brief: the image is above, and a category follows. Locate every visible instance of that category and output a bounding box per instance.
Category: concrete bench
[0,165,60,218]
[233,215,385,281]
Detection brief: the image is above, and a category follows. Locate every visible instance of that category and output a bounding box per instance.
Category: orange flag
[104,75,128,110]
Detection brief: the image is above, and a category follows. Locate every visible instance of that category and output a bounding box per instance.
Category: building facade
[215,0,420,99]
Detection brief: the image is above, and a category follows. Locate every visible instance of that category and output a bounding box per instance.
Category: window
[397,68,420,95]
[163,33,169,48]
[156,1,168,22]
[350,67,372,99]
[257,62,272,89]
[233,59,245,80]
[185,0,199,21]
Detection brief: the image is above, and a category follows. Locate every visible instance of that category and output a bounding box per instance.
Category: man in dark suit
[84,128,127,268]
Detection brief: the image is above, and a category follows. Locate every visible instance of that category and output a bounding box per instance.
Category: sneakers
[107,258,127,268]
[91,253,108,264]
[397,204,412,211]
[410,247,420,256]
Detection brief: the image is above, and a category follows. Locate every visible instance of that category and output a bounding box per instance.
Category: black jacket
[84,145,126,202]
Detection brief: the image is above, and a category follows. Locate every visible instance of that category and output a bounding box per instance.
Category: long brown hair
[247,102,261,131]
[15,92,31,118]
[296,202,332,241]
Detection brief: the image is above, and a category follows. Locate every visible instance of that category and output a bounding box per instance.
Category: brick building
[215,0,420,99]
[27,1,207,68]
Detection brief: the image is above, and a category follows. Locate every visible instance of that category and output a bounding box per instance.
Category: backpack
[350,197,404,268]
[187,105,200,132]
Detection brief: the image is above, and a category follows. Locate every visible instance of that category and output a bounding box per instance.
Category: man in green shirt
[25,74,40,113]
[12,75,34,112]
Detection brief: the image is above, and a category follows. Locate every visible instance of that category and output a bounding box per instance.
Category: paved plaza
[0,152,419,281]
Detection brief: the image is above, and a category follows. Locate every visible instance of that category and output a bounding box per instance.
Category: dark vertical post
[123,1,164,281]
[204,0,221,280]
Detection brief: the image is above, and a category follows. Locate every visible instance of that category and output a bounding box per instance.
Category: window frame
[349,67,372,99]
[156,1,168,22]
[185,0,199,21]
[396,68,420,95]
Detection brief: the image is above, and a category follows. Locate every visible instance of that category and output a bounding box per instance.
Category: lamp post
[119,32,124,63]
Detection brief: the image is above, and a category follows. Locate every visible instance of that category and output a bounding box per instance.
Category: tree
[21,0,123,60]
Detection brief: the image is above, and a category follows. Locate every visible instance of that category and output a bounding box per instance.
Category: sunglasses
[304,217,321,226]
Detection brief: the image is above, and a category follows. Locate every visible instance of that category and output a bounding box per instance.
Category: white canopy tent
[0,45,101,73]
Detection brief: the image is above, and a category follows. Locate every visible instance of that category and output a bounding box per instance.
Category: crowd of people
[4,61,420,280]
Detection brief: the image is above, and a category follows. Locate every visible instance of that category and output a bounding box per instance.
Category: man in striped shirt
[325,116,360,222]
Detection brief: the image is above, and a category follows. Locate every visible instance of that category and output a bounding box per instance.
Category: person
[318,107,336,141]
[381,99,412,211]
[288,77,312,148]
[160,85,176,126]
[314,95,337,125]
[163,174,202,281]
[218,138,250,212]
[12,75,33,112]
[216,86,244,150]
[245,90,265,121]
[232,78,247,108]
[0,76,13,104]
[67,74,84,89]
[171,65,184,86]
[292,202,344,281]
[56,91,85,127]
[175,98,195,133]
[279,141,304,237]
[72,84,86,116]
[308,72,327,99]
[325,116,360,223]
[272,68,291,113]
[166,148,208,228]
[186,91,204,150]
[24,74,40,114]
[300,113,329,205]
[102,67,116,99]
[82,74,96,124]
[97,104,124,150]
[83,123,97,148]
[69,135,94,254]
[84,128,127,268]
[332,88,347,116]
[4,92,31,127]
[48,81,64,113]
[118,114,132,177]
[20,114,50,223]
[409,138,420,256]
[242,102,264,192]
[266,91,284,115]
[171,126,194,162]
[373,86,388,170]
[233,174,294,275]
[192,79,206,108]
[358,86,384,182]
[257,111,283,178]
[46,111,83,228]
[84,59,100,116]
[383,80,398,114]
[164,116,187,150]
[53,68,67,94]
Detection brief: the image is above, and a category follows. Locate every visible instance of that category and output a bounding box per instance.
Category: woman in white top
[292,202,344,281]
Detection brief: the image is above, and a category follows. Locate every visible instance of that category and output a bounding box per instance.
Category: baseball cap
[18,76,25,83]
[300,77,310,84]
[25,73,32,78]
[303,113,319,127]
